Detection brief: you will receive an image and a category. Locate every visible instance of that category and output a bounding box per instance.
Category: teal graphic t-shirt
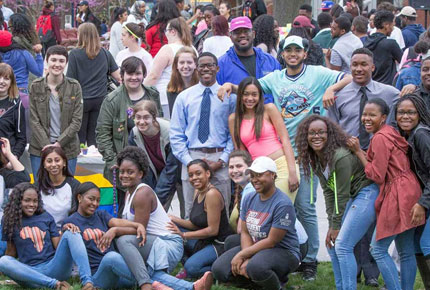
[259,65,344,153]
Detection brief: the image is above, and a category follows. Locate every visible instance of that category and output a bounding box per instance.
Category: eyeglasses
[308,131,327,137]
[164,27,173,34]
[397,110,418,117]
[197,63,217,69]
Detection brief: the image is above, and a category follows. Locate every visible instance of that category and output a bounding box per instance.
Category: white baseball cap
[397,6,417,17]
[245,156,277,174]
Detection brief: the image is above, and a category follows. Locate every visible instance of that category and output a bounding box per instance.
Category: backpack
[242,0,255,19]
[36,14,54,43]
[392,48,421,86]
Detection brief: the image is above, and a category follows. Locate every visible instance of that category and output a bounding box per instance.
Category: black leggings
[79,96,104,146]
[212,245,300,290]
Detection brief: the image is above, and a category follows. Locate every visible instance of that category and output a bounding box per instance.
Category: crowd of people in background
[0,0,429,289]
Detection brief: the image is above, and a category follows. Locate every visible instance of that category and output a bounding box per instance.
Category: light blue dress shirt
[170,82,236,165]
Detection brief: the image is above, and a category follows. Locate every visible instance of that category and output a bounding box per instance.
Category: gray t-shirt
[330,32,363,73]
[66,48,118,99]
[49,94,61,143]
[240,187,300,260]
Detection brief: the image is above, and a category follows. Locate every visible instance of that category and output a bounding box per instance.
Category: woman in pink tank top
[228,77,299,201]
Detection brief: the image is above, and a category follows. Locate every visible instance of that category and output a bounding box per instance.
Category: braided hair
[2,183,44,241]
[395,94,430,135]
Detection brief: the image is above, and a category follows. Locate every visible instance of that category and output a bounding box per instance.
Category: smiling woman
[37,146,80,230]
[296,115,378,290]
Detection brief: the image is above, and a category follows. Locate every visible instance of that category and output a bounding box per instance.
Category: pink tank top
[240,118,283,160]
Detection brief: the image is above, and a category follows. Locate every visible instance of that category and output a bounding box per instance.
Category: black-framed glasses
[308,131,327,137]
[197,63,217,69]
[397,110,418,117]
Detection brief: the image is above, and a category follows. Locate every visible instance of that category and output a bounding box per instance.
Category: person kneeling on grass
[0,183,94,290]
[62,182,146,289]
[212,156,301,290]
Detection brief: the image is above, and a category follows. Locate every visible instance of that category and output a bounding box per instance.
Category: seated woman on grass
[212,156,301,290]
[62,182,146,289]
[0,183,94,290]
[167,159,233,279]
[114,146,212,290]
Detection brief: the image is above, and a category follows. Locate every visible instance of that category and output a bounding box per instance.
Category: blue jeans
[30,155,77,180]
[371,228,416,290]
[0,231,92,288]
[152,270,194,289]
[0,223,6,256]
[418,214,430,256]
[92,251,136,289]
[184,238,218,278]
[327,183,379,290]
[294,165,319,263]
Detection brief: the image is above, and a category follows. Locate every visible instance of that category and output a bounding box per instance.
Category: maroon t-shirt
[142,131,165,174]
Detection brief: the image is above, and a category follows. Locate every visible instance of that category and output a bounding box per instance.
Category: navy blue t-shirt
[240,188,300,260]
[2,211,59,266]
[63,210,113,274]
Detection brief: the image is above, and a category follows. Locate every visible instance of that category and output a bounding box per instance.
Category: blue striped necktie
[198,88,212,143]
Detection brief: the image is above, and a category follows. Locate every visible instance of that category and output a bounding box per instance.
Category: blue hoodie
[402,24,425,48]
[216,46,281,103]
[1,50,43,88]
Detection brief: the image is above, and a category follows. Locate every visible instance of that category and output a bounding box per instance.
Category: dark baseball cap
[78,1,89,6]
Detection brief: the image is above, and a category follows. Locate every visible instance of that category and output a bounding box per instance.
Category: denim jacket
[128,118,178,204]
[407,123,430,210]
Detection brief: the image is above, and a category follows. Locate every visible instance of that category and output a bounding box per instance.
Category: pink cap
[292,15,315,29]
[230,16,252,32]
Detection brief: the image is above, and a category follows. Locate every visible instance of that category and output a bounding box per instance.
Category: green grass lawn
[0,262,425,289]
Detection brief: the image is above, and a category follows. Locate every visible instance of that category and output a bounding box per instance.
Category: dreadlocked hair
[2,183,44,241]
[395,93,430,135]
[296,115,349,179]
[253,14,277,53]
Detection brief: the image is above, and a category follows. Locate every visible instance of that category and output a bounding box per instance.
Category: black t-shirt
[0,98,13,118]
[238,54,257,78]
[66,48,118,99]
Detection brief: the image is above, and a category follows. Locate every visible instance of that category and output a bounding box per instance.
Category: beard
[286,57,305,70]
[234,41,253,53]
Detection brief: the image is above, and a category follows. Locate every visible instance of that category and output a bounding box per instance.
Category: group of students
[0,1,430,290]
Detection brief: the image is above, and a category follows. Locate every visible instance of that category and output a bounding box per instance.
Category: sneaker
[302,261,317,281]
[56,281,72,290]
[152,281,174,290]
[365,278,379,287]
[193,271,213,290]
[175,268,187,279]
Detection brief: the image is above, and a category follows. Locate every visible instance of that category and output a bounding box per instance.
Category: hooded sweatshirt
[365,125,424,240]
[0,98,26,157]
[402,24,425,49]
[364,32,402,85]
[315,147,372,230]
[1,50,43,89]
[40,7,62,44]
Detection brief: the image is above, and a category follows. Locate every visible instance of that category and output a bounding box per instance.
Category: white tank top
[155,43,184,105]
[123,183,172,236]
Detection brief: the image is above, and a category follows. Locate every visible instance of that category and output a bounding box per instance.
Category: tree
[273,0,311,26]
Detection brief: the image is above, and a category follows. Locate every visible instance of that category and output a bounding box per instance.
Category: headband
[124,24,139,39]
